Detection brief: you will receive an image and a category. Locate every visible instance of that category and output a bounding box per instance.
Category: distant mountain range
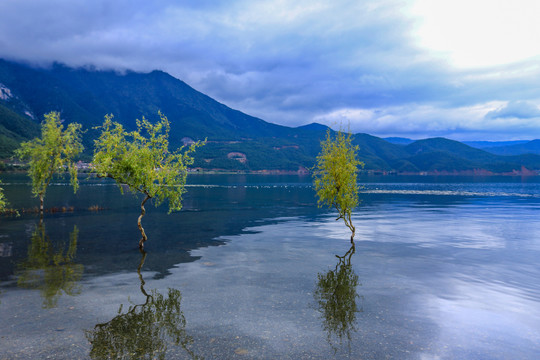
[384,137,537,154]
[1,58,540,174]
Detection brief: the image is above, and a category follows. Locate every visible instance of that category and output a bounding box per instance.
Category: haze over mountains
[1,58,540,174]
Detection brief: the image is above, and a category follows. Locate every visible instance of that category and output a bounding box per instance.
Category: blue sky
[1,0,540,140]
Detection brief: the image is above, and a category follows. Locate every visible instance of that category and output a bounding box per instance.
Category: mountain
[387,138,536,152]
[405,138,498,163]
[384,137,415,145]
[402,138,525,173]
[353,134,410,170]
[481,140,540,156]
[1,58,540,174]
[0,59,312,169]
[463,140,529,149]
[0,59,291,140]
[358,137,540,174]
[0,103,39,158]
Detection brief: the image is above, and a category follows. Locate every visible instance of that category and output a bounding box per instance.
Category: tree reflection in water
[85,251,201,360]
[16,222,83,308]
[314,244,362,352]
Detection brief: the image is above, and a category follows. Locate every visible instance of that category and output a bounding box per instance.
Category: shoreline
[2,166,540,177]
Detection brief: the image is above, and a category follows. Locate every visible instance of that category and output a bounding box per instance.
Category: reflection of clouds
[162,219,339,355]
[313,209,507,250]
[307,217,359,242]
[0,241,12,257]
[2,197,540,358]
[353,206,507,249]
[424,277,540,359]
[82,270,160,318]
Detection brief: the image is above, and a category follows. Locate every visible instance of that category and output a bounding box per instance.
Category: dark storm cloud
[1,0,539,140]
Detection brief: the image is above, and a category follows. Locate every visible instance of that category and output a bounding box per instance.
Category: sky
[1,0,540,141]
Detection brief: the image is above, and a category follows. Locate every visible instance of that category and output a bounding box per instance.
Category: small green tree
[15,112,83,213]
[0,180,20,216]
[92,112,204,249]
[0,180,8,212]
[313,129,364,241]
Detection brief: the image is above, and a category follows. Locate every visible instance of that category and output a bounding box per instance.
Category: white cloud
[311,101,540,140]
[410,0,540,69]
[485,100,540,119]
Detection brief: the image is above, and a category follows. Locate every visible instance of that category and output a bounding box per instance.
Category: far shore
[2,168,540,177]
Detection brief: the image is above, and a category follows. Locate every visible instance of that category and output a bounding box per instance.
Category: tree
[313,129,364,241]
[0,180,8,212]
[15,112,83,213]
[0,180,19,216]
[92,112,204,249]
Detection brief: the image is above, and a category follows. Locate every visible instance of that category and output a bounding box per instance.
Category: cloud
[313,101,540,141]
[410,0,540,69]
[0,0,540,140]
[485,101,540,120]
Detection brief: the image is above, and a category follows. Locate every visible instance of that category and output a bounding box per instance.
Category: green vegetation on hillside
[193,138,315,171]
[0,104,40,158]
[3,58,540,174]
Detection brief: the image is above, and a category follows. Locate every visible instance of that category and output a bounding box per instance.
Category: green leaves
[15,112,83,207]
[92,112,204,213]
[313,130,364,234]
[0,180,7,211]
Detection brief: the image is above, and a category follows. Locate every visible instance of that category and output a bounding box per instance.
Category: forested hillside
[1,59,540,174]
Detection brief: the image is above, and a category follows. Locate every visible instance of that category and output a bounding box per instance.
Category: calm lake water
[1,173,540,359]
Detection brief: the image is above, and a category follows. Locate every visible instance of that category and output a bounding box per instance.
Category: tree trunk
[334,203,356,244]
[138,194,151,249]
[345,211,355,244]
[39,194,44,214]
[349,220,355,245]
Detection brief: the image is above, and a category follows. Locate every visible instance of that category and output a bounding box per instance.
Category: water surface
[1,174,539,359]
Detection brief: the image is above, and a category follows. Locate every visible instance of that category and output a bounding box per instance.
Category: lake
[0,173,539,359]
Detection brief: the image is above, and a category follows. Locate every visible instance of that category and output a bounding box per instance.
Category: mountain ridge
[481,140,540,156]
[1,59,540,174]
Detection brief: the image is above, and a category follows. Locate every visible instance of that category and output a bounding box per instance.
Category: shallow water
[1,174,539,359]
